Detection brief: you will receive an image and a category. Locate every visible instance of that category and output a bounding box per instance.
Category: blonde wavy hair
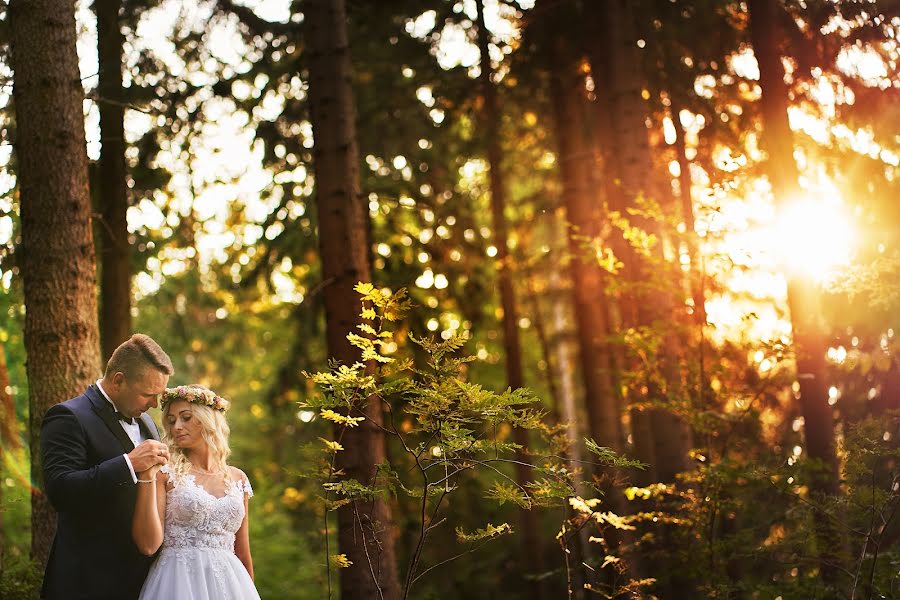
[161,385,232,483]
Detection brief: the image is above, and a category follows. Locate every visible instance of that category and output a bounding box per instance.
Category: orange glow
[770,196,856,282]
[692,167,858,343]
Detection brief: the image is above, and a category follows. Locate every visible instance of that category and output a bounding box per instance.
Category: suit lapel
[138,413,161,442]
[87,384,136,453]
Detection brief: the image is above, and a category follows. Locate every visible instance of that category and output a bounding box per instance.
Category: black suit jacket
[40,384,161,600]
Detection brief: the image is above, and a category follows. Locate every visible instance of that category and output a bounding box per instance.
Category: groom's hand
[128,440,169,473]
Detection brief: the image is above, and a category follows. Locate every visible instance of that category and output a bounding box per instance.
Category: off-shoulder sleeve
[241,475,254,498]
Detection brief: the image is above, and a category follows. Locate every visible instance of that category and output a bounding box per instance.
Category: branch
[215,0,300,37]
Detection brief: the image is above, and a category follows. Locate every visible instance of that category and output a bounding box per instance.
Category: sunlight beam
[772,196,857,282]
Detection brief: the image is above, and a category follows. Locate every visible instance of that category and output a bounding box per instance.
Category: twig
[352,502,386,600]
[409,537,497,587]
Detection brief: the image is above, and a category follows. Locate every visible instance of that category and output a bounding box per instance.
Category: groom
[40,334,174,600]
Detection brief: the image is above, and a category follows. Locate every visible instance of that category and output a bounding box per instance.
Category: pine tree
[9,0,102,566]
[95,0,132,360]
[747,0,843,584]
[305,0,401,597]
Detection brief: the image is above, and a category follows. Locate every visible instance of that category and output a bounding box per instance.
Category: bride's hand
[139,463,163,482]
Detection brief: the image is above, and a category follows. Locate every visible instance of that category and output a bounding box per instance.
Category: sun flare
[770,196,857,282]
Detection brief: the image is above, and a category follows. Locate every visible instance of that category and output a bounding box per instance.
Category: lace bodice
[139,467,260,600]
[159,467,253,552]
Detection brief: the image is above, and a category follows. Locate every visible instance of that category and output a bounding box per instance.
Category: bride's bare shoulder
[228,465,254,498]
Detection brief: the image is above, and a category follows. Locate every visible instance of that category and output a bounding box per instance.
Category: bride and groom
[39,334,261,600]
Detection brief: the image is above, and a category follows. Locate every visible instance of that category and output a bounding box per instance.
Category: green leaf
[455,522,513,543]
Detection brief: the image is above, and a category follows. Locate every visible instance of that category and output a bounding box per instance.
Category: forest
[0,0,898,598]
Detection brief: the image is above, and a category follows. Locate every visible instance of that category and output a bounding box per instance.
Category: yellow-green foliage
[303,283,643,596]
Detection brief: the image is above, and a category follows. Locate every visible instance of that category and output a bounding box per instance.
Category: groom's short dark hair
[105,334,174,379]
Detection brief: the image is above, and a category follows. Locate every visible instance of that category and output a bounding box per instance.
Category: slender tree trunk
[95,0,132,361]
[473,2,547,596]
[541,248,591,598]
[667,95,712,419]
[9,0,103,567]
[526,277,562,425]
[669,96,706,326]
[747,0,843,584]
[304,1,401,598]
[543,263,584,489]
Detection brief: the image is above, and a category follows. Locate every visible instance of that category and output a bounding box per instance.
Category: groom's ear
[110,371,127,389]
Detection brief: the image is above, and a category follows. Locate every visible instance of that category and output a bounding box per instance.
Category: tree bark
[95,0,133,361]
[747,0,843,584]
[548,37,624,468]
[598,0,692,486]
[304,1,401,598]
[592,4,694,596]
[585,6,659,486]
[534,245,591,597]
[9,0,103,567]
[473,2,546,596]
[548,34,634,593]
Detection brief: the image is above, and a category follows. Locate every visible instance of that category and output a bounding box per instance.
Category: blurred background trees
[0,0,898,598]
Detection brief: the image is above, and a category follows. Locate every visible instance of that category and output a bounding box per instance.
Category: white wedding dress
[138,466,261,600]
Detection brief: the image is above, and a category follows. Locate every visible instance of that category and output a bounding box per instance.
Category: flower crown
[161,385,230,412]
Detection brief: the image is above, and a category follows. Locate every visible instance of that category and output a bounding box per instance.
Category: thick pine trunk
[95,0,132,361]
[304,1,401,598]
[599,0,692,486]
[548,36,633,592]
[548,39,623,467]
[585,9,659,487]
[593,3,693,596]
[473,2,546,596]
[747,0,843,584]
[9,0,103,567]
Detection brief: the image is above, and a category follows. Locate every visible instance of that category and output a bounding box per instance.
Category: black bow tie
[117,413,137,426]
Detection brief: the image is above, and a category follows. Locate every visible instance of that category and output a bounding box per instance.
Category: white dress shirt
[96,379,145,483]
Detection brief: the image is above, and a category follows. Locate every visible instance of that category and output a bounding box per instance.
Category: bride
[132,385,260,599]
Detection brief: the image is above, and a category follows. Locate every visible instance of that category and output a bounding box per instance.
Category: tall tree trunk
[548,38,623,472]
[304,1,401,598]
[547,262,587,485]
[584,8,659,487]
[9,0,102,567]
[538,259,585,490]
[594,3,693,596]
[669,95,706,326]
[667,95,711,418]
[548,34,633,593]
[473,2,547,596]
[95,0,132,361]
[747,0,843,584]
[532,245,591,598]
[526,277,562,425]
[599,0,692,486]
